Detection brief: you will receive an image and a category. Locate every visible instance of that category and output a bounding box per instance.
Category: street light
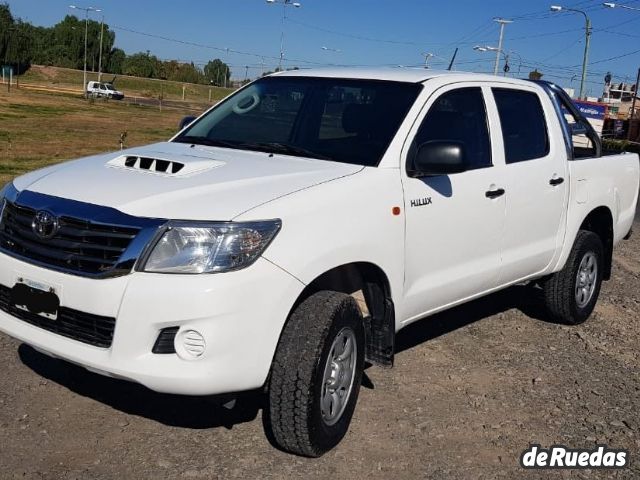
[97,12,105,82]
[603,2,640,11]
[550,5,591,99]
[421,52,434,69]
[69,5,101,98]
[473,45,523,76]
[266,0,301,71]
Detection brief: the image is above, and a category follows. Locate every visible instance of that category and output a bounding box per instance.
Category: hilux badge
[32,210,59,240]
[410,197,432,208]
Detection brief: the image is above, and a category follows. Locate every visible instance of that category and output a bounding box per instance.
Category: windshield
[174,76,421,166]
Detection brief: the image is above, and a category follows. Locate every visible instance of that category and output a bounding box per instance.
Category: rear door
[489,86,569,284]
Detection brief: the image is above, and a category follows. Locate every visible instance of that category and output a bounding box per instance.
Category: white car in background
[86,81,124,100]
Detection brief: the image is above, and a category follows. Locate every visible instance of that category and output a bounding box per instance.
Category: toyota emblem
[32,210,59,240]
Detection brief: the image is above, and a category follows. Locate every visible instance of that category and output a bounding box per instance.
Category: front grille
[0,201,141,276]
[0,284,116,348]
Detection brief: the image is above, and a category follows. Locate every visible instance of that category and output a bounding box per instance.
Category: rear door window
[559,101,597,158]
[493,88,550,164]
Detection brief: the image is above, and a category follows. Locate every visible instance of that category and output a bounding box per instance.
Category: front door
[401,84,506,323]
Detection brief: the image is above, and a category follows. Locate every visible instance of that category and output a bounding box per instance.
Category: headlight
[141,220,281,274]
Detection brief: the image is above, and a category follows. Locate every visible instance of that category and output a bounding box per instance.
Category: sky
[7,0,640,96]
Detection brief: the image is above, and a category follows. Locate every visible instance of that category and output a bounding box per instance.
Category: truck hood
[14,142,363,220]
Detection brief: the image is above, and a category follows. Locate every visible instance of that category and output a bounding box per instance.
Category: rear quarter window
[493,88,550,164]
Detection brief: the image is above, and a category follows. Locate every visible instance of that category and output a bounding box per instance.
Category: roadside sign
[573,100,607,120]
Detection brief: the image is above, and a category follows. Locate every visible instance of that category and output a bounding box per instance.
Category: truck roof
[272,67,535,85]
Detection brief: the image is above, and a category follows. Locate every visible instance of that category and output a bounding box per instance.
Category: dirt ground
[0,211,636,479]
[0,118,638,480]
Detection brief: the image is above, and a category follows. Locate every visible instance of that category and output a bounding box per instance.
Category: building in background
[601,73,638,120]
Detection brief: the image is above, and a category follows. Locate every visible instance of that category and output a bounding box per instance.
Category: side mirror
[570,122,588,136]
[409,141,467,177]
[179,115,197,131]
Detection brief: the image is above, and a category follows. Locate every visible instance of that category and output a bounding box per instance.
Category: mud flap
[363,283,394,367]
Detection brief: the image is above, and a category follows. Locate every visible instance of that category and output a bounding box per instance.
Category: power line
[541,36,584,62]
[110,10,639,87]
[448,20,497,47]
[285,18,443,47]
[112,24,327,67]
[577,46,640,66]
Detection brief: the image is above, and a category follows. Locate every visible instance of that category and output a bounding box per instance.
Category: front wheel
[541,230,604,325]
[265,290,365,457]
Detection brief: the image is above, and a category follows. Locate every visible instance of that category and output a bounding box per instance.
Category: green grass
[0,88,195,185]
[21,65,235,103]
[7,103,78,115]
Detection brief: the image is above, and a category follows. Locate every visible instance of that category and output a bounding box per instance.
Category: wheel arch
[578,206,614,280]
[289,262,396,367]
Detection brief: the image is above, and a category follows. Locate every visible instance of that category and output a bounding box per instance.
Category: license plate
[10,279,60,321]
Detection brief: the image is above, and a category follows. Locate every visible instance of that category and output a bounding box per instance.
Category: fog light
[175,329,206,359]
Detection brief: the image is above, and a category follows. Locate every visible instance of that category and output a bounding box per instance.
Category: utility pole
[266,0,301,71]
[550,6,591,100]
[628,67,640,141]
[6,26,16,93]
[493,18,513,76]
[83,11,89,96]
[581,17,592,100]
[69,5,101,98]
[224,47,230,88]
[98,14,104,82]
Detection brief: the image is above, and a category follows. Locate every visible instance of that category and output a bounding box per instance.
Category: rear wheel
[542,230,604,325]
[266,290,364,457]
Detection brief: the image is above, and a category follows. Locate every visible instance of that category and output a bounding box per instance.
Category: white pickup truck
[0,69,638,457]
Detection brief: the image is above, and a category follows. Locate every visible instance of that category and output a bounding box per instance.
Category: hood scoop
[107,154,225,177]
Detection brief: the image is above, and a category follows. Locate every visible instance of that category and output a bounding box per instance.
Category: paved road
[126,96,209,113]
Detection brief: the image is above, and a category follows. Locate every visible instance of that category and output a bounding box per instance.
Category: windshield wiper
[175,137,333,161]
[174,136,241,150]
[239,142,333,161]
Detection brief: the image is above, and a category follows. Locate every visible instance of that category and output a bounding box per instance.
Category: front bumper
[0,253,304,395]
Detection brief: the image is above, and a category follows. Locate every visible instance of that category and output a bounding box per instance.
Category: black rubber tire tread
[542,230,604,325]
[266,290,364,457]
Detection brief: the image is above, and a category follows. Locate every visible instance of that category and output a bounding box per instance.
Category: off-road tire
[542,230,604,325]
[266,290,365,457]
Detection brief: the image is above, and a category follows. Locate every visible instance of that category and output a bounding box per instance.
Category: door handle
[549,177,565,186]
[485,188,505,199]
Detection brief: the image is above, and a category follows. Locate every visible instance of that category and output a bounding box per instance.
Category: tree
[529,69,543,81]
[0,3,14,62]
[122,52,157,78]
[204,59,230,86]
[107,47,125,74]
[0,5,34,74]
[0,3,226,85]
